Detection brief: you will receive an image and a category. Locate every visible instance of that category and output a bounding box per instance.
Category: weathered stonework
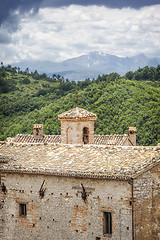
[60,119,95,144]
[33,124,43,138]
[129,127,136,146]
[0,173,132,240]
[0,143,160,239]
[58,107,97,144]
[133,164,160,240]
[7,107,136,146]
[0,107,159,240]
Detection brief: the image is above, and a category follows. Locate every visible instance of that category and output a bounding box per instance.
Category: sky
[0,0,160,64]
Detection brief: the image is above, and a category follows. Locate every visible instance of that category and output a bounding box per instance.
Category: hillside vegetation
[0,64,160,146]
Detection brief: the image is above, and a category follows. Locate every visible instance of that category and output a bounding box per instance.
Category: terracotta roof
[12,134,61,144]
[0,143,159,180]
[8,134,132,146]
[58,107,97,119]
[0,154,11,163]
[94,135,132,146]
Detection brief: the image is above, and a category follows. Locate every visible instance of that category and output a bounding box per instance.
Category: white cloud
[1,4,160,64]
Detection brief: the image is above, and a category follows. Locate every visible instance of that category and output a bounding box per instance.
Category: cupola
[58,107,97,144]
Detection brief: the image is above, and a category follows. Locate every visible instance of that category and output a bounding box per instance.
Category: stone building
[7,107,136,146]
[0,107,160,240]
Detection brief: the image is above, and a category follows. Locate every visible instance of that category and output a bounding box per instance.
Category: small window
[36,128,39,136]
[103,212,112,234]
[19,203,27,216]
[83,127,89,144]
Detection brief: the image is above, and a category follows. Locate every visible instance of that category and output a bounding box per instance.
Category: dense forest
[0,63,160,146]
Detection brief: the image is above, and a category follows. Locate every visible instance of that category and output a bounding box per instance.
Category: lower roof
[0,143,159,180]
[8,133,131,146]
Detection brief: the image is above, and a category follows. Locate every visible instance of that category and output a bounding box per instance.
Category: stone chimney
[33,124,43,138]
[129,127,136,146]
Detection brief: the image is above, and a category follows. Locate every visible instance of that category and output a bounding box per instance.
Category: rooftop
[0,143,159,180]
[58,107,97,120]
[10,134,131,146]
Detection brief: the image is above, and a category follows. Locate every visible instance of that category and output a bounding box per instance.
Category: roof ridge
[58,107,97,119]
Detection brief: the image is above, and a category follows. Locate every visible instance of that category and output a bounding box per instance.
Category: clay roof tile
[58,107,97,120]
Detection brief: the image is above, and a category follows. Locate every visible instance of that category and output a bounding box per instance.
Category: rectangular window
[19,203,27,216]
[103,211,112,234]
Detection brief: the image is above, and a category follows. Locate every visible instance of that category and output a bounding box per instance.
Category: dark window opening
[104,212,112,234]
[19,203,27,216]
[83,127,89,144]
[36,128,39,136]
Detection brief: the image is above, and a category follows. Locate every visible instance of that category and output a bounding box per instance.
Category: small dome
[58,107,97,120]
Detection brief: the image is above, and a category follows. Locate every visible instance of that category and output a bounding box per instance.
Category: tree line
[0,63,160,145]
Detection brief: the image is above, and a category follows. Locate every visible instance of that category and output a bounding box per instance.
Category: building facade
[0,107,160,240]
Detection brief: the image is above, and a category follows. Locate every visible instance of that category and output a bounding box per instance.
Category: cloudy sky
[1,0,160,64]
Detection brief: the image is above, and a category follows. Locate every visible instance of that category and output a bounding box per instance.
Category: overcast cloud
[0,0,160,64]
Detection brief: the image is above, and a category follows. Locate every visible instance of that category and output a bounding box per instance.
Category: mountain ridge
[11,52,160,81]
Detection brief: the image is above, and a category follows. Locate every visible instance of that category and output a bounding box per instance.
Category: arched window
[66,127,70,144]
[83,127,89,144]
[36,128,39,136]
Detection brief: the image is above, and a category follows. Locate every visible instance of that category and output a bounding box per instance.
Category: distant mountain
[12,52,160,81]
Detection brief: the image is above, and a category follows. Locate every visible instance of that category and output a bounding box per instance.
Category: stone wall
[60,120,95,144]
[133,164,160,240]
[0,173,132,240]
[0,173,7,238]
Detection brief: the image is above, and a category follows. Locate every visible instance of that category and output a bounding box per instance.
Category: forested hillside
[0,64,160,146]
